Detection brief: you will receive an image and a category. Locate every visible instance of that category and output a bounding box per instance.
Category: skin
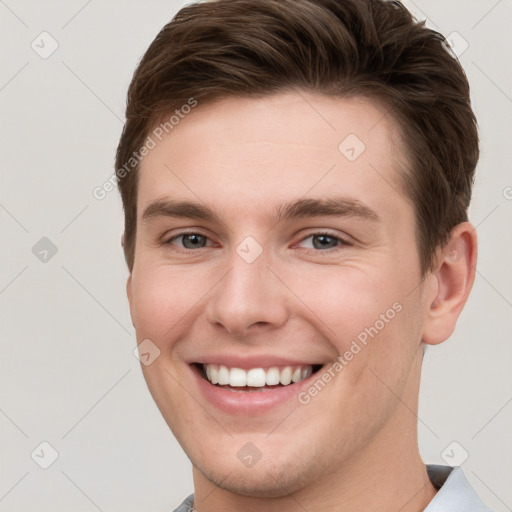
[125,91,477,512]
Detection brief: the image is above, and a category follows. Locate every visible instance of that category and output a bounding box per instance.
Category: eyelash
[164,230,352,255]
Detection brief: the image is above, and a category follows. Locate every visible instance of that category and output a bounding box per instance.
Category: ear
[121,232,137,328]
[422,222,477,345]
[126,273,136,329]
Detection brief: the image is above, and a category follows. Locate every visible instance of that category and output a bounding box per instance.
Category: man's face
[127,92,434,496]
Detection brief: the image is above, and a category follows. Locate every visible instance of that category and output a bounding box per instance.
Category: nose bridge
[205,239,289,335]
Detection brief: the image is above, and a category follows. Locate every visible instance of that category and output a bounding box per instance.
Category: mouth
[193,362,324,393]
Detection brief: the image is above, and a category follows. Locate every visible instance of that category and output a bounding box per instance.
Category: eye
[298,232,349,251]
[167,232,211,249]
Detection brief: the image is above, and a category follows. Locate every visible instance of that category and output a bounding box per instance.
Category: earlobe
[422,222,477,345]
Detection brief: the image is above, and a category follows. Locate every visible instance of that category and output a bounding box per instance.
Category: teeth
[291,367,302,382]
[218,365,230,385]
[265,367,280,386]
[280,366,292,385]
[229,367,246,387]
[203,364,314,387]
[247,368,266,387]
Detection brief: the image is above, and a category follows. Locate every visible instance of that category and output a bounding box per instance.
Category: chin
[193,449,325,498]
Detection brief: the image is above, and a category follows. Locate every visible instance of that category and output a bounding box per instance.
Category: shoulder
[170,493,195,512]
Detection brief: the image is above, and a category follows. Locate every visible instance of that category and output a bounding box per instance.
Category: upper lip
[189,355,329,369]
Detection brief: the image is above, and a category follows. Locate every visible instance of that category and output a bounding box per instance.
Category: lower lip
[190,364,320,415]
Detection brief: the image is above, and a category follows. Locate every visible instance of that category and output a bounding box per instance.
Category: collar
[424,465,493,511]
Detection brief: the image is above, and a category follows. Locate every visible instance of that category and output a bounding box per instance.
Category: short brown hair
[116,0,478,274]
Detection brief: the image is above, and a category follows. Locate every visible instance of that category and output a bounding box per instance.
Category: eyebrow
[272,197,380,224]
[141,196,380,225]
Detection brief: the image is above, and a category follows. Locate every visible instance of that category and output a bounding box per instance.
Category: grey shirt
[171,465,493,512]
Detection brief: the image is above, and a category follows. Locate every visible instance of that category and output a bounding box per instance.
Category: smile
[190,359,326,413]
[201,363,320,389]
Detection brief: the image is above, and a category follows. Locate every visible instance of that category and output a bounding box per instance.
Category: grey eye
[180,233,208,249]
[312,235,338,249]
[300,234,340,250]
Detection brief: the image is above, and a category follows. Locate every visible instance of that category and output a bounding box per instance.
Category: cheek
[130,264,208,344]
[288,265,405,345]
[288,263,423,394]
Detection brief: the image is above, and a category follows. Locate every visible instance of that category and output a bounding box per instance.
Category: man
[116,0,492,510]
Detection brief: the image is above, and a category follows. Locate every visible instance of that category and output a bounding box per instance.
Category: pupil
[313,235,337,249]
[183,234,205,249]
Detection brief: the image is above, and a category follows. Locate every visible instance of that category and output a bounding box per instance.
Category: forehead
[137,92,410,223]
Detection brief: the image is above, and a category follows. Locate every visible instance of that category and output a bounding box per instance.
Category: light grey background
[0,0,511,510]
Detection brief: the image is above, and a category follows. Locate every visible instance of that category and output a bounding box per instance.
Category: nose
[204,249,290,338]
